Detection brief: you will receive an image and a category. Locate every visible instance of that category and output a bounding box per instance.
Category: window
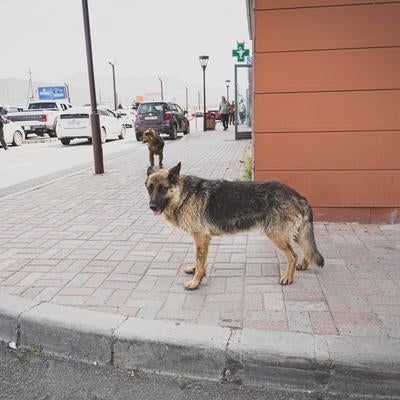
[28,102,57,110]
[107,110,117,118]
[7,107,20,113]
[138,102,167,114]
[175,104,184,114]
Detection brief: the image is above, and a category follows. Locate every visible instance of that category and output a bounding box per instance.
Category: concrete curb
[23,137,59,145]
[0,291,399,396]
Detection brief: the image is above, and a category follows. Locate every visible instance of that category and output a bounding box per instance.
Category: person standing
[238,99,246,124]
[0,111,8,151]
[219,96,229,131]
[228,100,235,125]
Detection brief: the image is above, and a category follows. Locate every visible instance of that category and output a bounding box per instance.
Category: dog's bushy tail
[299,211,324,268]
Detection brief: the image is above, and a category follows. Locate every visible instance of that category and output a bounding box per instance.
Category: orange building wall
[252,0,400,223]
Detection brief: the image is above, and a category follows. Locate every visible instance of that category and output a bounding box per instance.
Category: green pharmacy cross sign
[232,42,250,62]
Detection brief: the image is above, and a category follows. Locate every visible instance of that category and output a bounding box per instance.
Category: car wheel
[60,138,70,146]
[135,132,143,142]
[183,122,190,135]
[118,125,126,140]
[12,130,24,146]
[49,119,58,137]
[169,124,177,140]
[101,127,106,144]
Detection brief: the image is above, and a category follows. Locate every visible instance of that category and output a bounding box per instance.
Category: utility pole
[225,79,231,102]
[64,82,71,103]
[109,61,117,111]
[26,68,34,106]
[81,0,104,174]
[98,87,102,104]
[199,55,209,132]
[159,78,164,100]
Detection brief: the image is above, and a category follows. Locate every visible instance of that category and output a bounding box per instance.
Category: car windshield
[28,102,58,110]
[138,103,167,114]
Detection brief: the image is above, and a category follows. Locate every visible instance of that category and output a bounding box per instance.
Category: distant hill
[0,73,225,111]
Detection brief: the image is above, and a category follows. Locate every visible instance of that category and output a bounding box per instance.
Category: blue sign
[37,86,67,100]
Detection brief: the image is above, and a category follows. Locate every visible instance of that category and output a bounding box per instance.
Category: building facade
[247,0,400,223]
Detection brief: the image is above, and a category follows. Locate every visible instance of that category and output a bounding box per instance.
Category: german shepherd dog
[142,128,165,168]
[145,162,324,290]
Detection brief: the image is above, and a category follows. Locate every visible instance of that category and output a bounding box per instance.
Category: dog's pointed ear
[168,162,181,183]
[147,166,156,177]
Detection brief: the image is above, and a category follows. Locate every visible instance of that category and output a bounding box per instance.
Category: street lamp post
[108,61,117,110]
[64,82,71,103]
[159,78,164,100]
[199,55,209,132]
[185,86,188,112]
[81,0,104,174]
[225,79,231,102]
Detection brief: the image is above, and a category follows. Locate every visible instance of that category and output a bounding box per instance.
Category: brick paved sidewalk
[0,128,399,339]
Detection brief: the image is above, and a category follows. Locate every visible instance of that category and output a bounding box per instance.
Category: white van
[57,107,126,145]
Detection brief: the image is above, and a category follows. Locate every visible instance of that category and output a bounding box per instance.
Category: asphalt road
[0,343,371,400]
[0,120,200,198]
[0,128,139,193]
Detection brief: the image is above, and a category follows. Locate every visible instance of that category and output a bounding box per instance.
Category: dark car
[134,101,190,141]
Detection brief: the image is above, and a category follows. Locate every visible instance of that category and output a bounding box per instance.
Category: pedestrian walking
[0,111,8,151]
[219,96,229,131]
[228,100,235,125]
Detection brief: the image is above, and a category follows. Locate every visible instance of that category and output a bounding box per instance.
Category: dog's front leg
[149,152,155,167]
[184,233,211,290]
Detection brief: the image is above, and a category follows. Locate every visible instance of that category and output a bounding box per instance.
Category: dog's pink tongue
[153,210,162,216]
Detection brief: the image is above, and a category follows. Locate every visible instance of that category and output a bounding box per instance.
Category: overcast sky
[1,0,250,87]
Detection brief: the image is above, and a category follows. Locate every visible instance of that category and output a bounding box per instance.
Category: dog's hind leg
[184,233,211,290]
[267,232,298,285]
[159,152,163,168]
[296,256,310,271]
[295,220,324,270]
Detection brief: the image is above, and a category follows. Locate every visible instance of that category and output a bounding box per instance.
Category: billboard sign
[37,86,67,100]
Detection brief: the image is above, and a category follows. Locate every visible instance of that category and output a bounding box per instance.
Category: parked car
[116,109,135,128]
[206,109,221,120]
[57,106,126,145]
[7,100,72,138]
[195,111,203,117]
[1,119,25,147]
[134,101,190,141]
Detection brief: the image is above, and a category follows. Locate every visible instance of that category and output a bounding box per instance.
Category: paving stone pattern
[0,129,399,338]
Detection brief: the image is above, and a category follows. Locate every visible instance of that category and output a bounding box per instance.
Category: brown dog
[145,163,324,290]
[142,128,165,168]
